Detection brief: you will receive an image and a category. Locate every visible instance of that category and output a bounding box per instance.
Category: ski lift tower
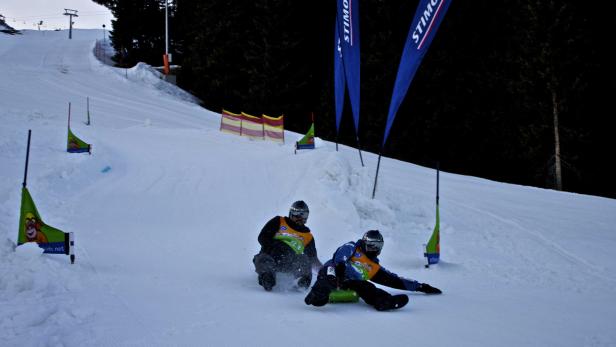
[63,9,78,39]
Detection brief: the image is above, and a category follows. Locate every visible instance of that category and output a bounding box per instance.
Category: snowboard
[329,289,359,303]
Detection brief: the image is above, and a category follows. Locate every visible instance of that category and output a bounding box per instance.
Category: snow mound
[13,242,44,257]
[126,62,199,103]
[0,18,19,35]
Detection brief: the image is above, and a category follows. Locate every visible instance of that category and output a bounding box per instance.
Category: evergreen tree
[95,0,616,198]
[94,0,171,67]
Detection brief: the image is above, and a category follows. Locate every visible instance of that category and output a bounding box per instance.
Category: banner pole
[424,243,429,268]
[23,130,32,188]
[68,102,71,130]
[69,232,75,264]
[356,137,365,167]
[371,151,383,199]
[436,161,440,204]
[86,97,90,125]
[425,161,440,268]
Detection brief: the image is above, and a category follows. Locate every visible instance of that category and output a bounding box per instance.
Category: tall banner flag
[67,102,92,154]
[336,0,364,165]
[18,130,75,263]
[334,17,346,139]
[19,187,74,258]
[295,113,316,153]
[381,0,452,147]
[336,0,360,132]
[68,128,91,153]
[373,0,452,198]
[424,163,440,267]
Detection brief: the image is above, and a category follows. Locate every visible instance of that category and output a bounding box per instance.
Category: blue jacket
[323,240,420,291]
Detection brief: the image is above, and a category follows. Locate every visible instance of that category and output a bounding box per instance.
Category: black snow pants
[305,266,393,308]
[253,251,312,282]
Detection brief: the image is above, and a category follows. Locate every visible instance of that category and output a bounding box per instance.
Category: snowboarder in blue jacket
[304,230,441,311]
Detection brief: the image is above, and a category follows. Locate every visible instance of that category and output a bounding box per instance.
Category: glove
[417,283,442,294]
[324,266,338,288]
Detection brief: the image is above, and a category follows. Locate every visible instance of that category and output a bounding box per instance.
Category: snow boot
[304,286,331,307]
[258,272,276,291]
[374,294,409,311]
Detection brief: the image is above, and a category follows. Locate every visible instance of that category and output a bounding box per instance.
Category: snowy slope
[1,30,615,347]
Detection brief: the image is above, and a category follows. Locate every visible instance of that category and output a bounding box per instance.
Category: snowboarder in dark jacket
[304,230,441,310]
[253,201,322,291]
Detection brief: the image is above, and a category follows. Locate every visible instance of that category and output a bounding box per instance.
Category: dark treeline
[94,0,615,199]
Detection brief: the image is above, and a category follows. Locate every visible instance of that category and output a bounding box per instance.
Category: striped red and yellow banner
[220,109,242,135]
[220,109,284,143]
[241,112,265,139]
[263,114,284,143]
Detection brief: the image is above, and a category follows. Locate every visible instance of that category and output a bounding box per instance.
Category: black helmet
[361,230,384,257]
[289,200,309,224]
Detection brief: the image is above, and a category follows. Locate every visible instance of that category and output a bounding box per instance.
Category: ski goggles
[289,208,309,224]
[364,240,384,253]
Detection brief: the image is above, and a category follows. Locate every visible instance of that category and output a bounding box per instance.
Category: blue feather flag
[381,0,452,147]
[334,17,346,135]
[336,0,361,133]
